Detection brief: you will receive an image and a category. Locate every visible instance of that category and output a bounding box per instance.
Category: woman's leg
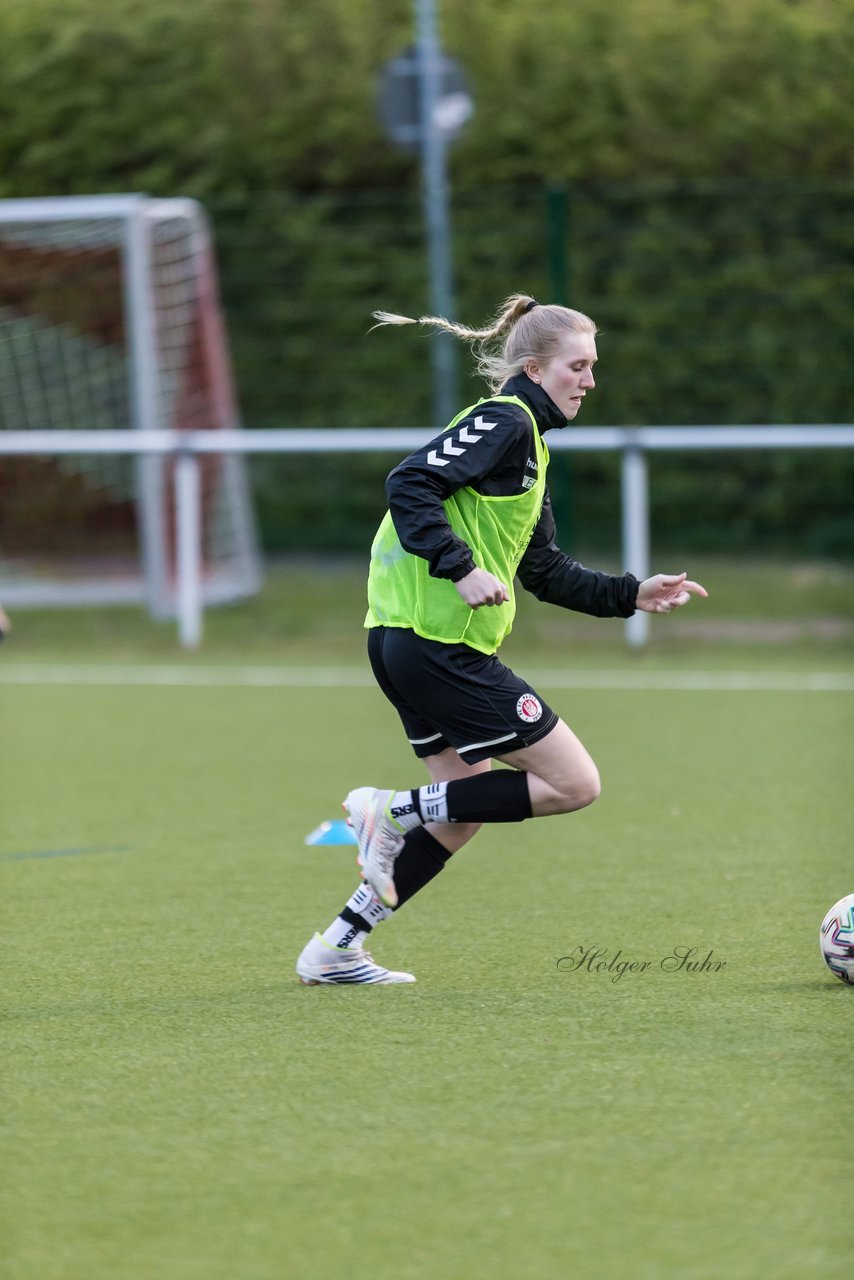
[356,718,601,907]
[495,718,601,815]
[420,746,492,852]
[385,747,490,910]
[297,748,491,985]
[386,718,599,834]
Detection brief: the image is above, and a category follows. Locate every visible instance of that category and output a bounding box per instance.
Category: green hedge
[213,182,854,556]
[2,0,851,194]
[1,0,853,555]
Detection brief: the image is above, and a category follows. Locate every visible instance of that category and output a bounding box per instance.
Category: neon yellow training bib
[365,395,549,655]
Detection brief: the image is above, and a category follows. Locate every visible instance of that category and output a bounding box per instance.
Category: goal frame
[0,193,261,614]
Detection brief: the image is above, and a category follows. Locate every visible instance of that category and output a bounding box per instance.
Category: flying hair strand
[370,294,597,393]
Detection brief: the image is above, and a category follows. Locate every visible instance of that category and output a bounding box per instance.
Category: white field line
[1,664,854,692]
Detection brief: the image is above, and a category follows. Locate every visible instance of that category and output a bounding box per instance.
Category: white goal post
[0,194,261,614]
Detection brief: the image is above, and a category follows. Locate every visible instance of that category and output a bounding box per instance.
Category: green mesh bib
[364,396,549,655]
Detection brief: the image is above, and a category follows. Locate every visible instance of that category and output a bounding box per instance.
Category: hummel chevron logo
[461,415,497,438]
[427,416,498,467]
[426,439,463,466]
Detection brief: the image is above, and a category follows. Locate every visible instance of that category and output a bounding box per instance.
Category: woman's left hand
[636,572,708,614]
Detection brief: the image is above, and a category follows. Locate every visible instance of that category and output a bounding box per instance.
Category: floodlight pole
[415,0,458,428]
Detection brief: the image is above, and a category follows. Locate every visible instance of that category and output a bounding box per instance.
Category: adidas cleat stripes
[296,933,416,985]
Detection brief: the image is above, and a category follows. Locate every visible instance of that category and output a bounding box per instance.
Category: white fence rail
[2,425,853,648]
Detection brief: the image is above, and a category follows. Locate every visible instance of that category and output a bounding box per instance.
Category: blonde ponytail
[371,293,535,342]
[370,294,596,393]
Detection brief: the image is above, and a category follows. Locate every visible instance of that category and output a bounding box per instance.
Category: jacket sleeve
[516,490,639,617]
[384,406,530,582]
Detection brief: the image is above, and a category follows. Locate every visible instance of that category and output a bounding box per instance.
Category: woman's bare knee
[564,761,601,811]
[497,719,601,816]
[529,763,600,815]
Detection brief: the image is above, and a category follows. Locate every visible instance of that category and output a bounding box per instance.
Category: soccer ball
[819,893,854,984]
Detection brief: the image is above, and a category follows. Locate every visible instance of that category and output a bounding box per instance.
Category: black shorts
[367,626,559,764]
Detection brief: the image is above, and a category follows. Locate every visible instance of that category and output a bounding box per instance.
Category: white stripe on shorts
[457,731,518,755]
[408,731,444,745]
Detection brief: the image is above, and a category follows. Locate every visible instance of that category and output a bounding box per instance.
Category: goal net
[0,195,261,613]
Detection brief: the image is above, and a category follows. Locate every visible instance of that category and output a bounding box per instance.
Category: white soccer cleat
[296,933,416,985]
[343,787,405,908]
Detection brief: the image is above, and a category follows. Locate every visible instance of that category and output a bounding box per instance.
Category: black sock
[445,769,532,824]
[392,825,455,910]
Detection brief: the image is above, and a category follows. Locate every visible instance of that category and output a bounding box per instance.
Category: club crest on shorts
[516,693,543,723]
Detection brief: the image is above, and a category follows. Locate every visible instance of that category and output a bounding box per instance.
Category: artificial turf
[2,650,851,1279]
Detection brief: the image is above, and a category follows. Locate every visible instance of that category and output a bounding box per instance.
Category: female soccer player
[297,294,707,984]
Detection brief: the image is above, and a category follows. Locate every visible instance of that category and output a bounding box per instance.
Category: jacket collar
[499,372,567,433]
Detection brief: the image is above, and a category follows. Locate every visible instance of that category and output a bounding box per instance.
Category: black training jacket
[384,372,639,618]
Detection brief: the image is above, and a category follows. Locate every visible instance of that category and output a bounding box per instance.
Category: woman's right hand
[454,568,509,609]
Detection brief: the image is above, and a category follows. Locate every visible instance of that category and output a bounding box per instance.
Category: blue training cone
[304,819,358,847]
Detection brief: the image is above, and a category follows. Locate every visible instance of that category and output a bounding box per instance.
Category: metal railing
[2,424,853,647]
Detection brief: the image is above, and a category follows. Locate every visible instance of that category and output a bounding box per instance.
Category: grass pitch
[2,563,852,1279]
